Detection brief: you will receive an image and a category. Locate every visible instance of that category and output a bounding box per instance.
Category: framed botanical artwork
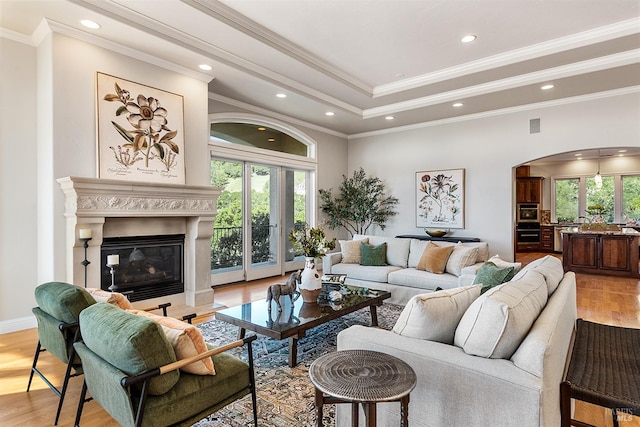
[96,72,185,184]
[416,168,465,229]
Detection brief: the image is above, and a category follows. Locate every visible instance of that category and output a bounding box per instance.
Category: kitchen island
[562,228,640,278]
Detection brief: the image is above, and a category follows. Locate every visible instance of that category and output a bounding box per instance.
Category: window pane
[251,164,278,266]
[210,123,308,156]
[623,175,640,223]
[210,160,243,272]
[285,169,307,261]
[586,176,614,223]
[555,179,579,223]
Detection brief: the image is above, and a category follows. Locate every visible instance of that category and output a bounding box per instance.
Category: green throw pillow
[473,261,515,294]
[360,242,387,266]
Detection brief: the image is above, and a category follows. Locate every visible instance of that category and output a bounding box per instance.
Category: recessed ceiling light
[268,138,275,142]
[325,111,335,116]
[257,127,266,131]
[198,64,212,71]
[80,19,101,29]
[385,116,395,120]
[460,35,476,43]
[618,149,627,153]
[574,153,582,157]
[541,84,554,90]
[276,93,287,98]
[453,102,464,108]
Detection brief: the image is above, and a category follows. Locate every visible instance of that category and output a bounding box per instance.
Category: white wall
[347,92,640,260]
[0,30,211,332]
[0,37,38,329]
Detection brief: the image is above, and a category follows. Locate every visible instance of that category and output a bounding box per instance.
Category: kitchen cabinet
[540,225,554,252]
[562,232,640,278]
[516,177,543,203]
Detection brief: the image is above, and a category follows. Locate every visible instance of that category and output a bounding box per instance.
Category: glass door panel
[284,169,308,270]
[210,159,245,285]
[246,164,282,280]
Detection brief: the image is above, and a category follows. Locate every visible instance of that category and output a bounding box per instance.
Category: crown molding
[374,18,640,98]
[181,0,373,96]
[0,26,36,45]
[364,49,640,119]
[37,18,214,82]
[208,92,348,139]
[350,86,640,140]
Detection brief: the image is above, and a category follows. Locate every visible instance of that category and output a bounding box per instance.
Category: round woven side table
[309,350,417,427]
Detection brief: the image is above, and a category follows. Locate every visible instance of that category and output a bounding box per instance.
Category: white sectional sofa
[336,255,576,427]
[322,234,497,305]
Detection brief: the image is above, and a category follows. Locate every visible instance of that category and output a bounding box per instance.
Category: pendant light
[594,149,602,189]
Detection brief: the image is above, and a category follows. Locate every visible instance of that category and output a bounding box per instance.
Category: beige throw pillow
[339,238,369,264]
[453,269,548,359]
[445,243,479,277]
[86,288,133,310]
[417,242,454,274]
[128,309,215,375]
[393,285,482,344]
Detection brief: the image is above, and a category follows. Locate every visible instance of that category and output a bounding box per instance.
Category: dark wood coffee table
[214,286,390,367]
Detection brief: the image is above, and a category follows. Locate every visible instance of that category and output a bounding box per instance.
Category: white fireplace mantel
[57,176,221,308]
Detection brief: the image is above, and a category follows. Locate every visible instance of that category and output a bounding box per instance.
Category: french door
[211,158,310,285]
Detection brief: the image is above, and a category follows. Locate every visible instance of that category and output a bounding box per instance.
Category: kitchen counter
[562,230,640,278]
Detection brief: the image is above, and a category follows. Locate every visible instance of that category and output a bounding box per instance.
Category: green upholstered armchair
[27,281,97,425]
[73,303,258,427]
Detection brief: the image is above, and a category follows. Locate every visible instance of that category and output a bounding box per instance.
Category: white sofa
[323,234,496,305]
[336,255,576,427]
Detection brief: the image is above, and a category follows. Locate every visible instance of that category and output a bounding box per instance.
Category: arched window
[208,113,317,285]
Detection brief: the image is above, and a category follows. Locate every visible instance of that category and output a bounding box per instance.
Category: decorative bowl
[425,229,448,238]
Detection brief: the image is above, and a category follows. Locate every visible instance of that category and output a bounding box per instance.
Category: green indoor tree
[319,168,398,237]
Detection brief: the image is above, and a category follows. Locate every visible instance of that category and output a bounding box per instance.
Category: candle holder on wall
[79,236,92,288]
[106,255,119,292]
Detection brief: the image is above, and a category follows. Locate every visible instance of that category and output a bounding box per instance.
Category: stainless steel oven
[517,203,540,223]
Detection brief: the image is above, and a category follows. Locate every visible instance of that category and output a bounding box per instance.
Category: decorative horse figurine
[266,270,301,312]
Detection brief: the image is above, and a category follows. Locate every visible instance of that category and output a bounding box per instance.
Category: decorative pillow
[128,309,215,375]
[34,281,96,324]
[360,242,387,266]
[339,238,369,264]
[454,270,549,359]
[80,303,179,395]
[86,288,133,309]
[487,254,521,272]
[445,243,479,276]
[393,285,481,344]
[417,242,455,274]
[473,262,516,294]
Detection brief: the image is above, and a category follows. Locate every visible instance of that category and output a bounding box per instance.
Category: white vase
[299,257,322,302]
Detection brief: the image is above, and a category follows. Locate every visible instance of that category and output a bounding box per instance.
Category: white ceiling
[1,0,639,136]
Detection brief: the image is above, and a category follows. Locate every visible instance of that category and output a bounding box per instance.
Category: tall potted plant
[319,168,399,237]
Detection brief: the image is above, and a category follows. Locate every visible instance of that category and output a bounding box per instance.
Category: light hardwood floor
[1,253,638,426]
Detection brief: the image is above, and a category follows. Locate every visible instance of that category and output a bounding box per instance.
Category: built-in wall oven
[516,222,541,245]
[517,203,540,223]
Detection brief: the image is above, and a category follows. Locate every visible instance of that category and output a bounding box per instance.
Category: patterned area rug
[193,302,403,427]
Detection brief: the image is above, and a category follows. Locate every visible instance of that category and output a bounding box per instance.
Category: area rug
[192,302,403,427]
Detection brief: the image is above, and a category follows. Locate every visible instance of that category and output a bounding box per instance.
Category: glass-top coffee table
[215,286,391,367]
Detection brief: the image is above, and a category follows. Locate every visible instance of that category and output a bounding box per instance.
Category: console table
[396,234,481,243]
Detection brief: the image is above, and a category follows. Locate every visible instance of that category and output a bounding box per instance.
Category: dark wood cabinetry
[562,232,640,278]
[516,177,544,203]
[540,226,554,252]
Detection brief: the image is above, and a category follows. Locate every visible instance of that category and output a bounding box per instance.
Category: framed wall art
[96,72,185,184]
[416,168,465,229]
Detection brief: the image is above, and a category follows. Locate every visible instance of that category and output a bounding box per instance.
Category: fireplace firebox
[101,234,184,302]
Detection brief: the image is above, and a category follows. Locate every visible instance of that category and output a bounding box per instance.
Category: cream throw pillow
[393,285,481,344]
[128,309,215,375]
[454,269,548,359]
[339,238,369,264]
[417,242,454,274]
[445,243,479,277]
[86,288,133,310]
